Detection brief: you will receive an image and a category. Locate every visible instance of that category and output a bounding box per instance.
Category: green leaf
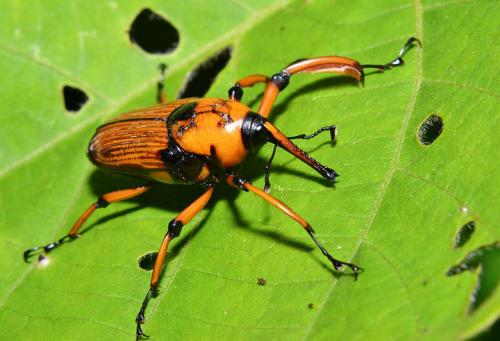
[0,0,498,340]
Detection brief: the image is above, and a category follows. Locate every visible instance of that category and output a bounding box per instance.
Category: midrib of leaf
[0,0,292,180]
[302,0,424,338]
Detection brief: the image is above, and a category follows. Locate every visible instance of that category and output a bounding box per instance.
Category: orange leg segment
[23,185,152,262]
[226,174,361,275]
[229,37,420,118]
[237,74,269,88]
[228,74,269,101]
[258,56,364,118]
[136,185,214,339]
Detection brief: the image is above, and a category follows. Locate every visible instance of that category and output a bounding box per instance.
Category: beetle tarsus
[23,236,72,262]
[362,37,421,72]
[329,257,363,280]
[23,248,36,262]
[135,288,153,340]
[136,323,149,341]
[307,229,362,279]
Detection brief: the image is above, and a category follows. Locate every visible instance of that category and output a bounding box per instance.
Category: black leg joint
[271,71,290,91]
[168,219,184,239]
[43,243,58,253]
[228,84,243,101]
[233,174,250,192]
[96,196,109,208]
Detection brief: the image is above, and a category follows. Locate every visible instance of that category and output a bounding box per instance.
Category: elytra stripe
[89,118,168,171]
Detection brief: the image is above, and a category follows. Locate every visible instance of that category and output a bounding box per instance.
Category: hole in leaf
[62,85,89,112]
[417,114,443,145]
[129,8,179,54]
[454,221,475,248]
[138,251,158,271]
[257,278,267,286]
[446,242,500,314]
[177,46,232,99]
[308,303,314,309]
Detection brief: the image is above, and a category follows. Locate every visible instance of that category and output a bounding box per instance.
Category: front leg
[228,37,420,118]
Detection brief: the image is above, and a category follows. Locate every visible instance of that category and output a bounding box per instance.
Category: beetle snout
[324,167,339,182]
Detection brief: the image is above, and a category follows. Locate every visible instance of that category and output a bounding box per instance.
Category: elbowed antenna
[263,121,338,182]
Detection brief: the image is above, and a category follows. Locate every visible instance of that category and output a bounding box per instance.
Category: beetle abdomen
[88,118,168,172]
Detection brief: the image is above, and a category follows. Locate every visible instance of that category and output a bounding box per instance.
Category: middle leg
[135,185,215,339]
[226,175,361,275]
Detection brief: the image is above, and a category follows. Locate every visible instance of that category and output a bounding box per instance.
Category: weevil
[24,37,420,339]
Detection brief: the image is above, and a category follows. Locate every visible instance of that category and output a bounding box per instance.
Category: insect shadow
[82,152,340,274]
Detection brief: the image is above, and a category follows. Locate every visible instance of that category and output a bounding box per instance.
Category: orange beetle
[24,38,420,339]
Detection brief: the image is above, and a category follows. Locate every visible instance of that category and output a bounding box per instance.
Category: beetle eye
[241,113,271,150]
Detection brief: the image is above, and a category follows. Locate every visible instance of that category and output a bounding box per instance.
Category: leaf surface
[0,0,498,340]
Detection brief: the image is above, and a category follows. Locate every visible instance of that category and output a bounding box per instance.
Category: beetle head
[241,112,271,151]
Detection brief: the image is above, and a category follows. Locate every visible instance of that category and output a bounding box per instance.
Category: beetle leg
[362,37,421,72]
[257,56,364,118]
[23,185,152,262]
[226,175,362,277]
[229,55,365,105]
[254,37,420,118]
[228,74,269,101]
[136,185,214,340]
[156,63,168,104]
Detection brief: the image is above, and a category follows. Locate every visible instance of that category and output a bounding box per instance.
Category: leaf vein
[301,0,424,338]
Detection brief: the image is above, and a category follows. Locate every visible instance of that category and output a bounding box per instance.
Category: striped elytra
[88,118,169,171]
[87,98,253,184]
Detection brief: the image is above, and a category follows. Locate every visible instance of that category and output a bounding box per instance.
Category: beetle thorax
[170,99,251,169]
